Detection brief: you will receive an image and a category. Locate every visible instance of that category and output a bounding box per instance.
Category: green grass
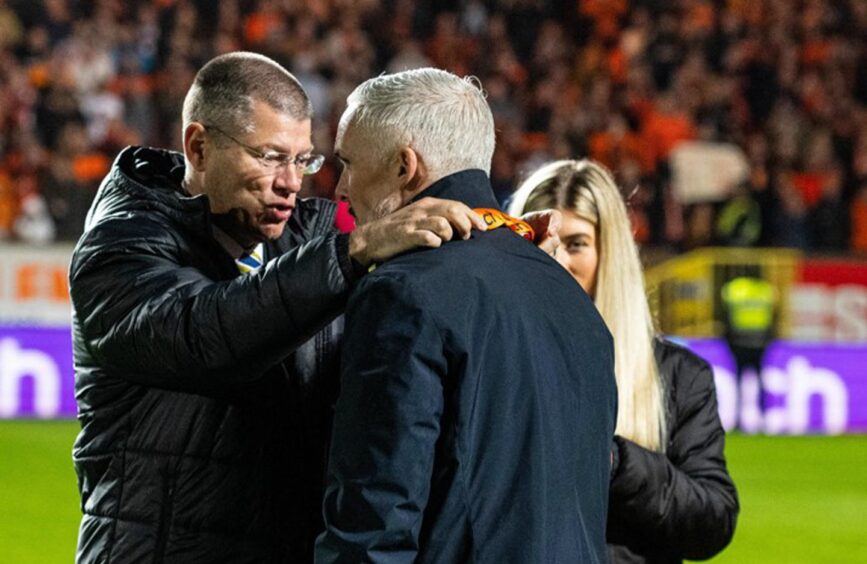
[707,434,867,564]
[1,423,866,563]
[0,421,81,563]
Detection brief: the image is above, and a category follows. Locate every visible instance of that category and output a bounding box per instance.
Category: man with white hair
[315,68,618,563]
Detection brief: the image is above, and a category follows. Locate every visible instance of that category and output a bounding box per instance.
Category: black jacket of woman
[607,338,739,563]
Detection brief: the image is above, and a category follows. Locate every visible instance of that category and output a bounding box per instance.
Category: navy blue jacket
[316,170,618,563]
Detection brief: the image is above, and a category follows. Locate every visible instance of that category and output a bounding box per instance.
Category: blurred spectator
[715,182,762,247]
[810,167,849,250]
[773,171,812,249]
[39,121,106,241]
[0,1,23,51]
[851,179,867,253]
[683,203,715,250]
[0,169,15,237]
[0,0,864,253]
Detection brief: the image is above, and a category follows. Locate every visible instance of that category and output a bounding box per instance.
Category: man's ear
[398,147,425,194]
[184,123,208,172]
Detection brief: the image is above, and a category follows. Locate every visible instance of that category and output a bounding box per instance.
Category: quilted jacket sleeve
[606,342,739,560]
[70,215,353,390]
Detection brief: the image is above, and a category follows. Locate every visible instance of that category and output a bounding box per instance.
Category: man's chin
[259,221,288,241]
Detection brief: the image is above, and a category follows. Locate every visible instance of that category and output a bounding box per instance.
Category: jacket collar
[86,146,212,235]
[411,169,501,210]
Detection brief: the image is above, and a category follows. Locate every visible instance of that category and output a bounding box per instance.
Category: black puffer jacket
[607,339,739,563]
[70,147,352,563]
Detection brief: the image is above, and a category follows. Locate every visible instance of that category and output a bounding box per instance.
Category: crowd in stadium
[1,0,866,252]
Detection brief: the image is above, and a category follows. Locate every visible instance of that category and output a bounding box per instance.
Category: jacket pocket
[152,476,176,564]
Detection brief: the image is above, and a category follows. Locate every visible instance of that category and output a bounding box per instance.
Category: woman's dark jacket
[607,338,739,563]
[70,146,353,563]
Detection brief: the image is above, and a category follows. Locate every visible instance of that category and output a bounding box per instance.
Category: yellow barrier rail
[644,248,801,338]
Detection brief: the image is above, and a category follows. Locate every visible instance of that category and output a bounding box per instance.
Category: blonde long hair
[510,159,667,451]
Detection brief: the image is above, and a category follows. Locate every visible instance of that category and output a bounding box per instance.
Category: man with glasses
[69,52,497,563]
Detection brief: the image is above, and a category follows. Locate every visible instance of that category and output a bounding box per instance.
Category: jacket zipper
[153,479,175,563]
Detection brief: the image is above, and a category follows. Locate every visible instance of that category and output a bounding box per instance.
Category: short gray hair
[343,68,495,178]
[182,51,312,135]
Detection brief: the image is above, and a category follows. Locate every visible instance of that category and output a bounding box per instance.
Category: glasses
[204,125,325,176]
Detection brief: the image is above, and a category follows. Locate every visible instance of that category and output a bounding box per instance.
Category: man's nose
[334,174,349,202]
[272,164,302,197]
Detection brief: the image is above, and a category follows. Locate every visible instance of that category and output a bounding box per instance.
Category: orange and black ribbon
[473,208,535,241]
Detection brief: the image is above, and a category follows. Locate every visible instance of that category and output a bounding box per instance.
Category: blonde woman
[510,159,739,563]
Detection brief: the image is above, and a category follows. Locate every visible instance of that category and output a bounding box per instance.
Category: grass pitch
[1,421,865,563]
[0,421,81,563]
[713,434,867,563]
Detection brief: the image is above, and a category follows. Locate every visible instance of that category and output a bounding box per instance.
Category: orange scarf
[474,208,535,241]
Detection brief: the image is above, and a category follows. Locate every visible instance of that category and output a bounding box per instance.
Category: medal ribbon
[473,208,535,241]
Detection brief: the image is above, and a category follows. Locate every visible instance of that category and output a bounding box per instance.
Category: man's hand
[348,197,488,267]
[521,209,562,256]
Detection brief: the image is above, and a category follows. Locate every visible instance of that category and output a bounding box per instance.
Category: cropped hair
[182,51,312,136]
[510,159,667,452]
[342,68,495,179]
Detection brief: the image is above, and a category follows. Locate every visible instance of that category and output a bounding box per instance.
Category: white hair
[342,68,495,180]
